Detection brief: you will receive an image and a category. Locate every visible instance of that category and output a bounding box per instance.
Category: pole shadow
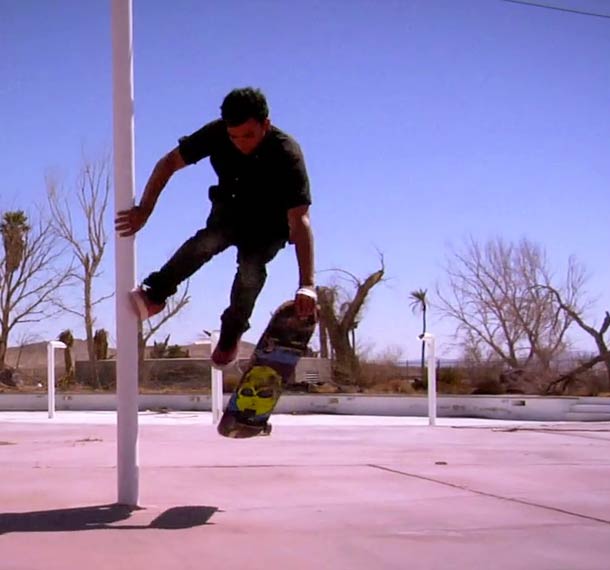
[0,504,219,534]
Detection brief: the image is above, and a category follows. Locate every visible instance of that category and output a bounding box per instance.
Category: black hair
[220,87,269,126]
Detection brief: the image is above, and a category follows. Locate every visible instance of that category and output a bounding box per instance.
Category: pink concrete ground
[1,412,609,570]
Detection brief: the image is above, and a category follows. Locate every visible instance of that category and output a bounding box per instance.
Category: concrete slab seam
[368,464,610,526]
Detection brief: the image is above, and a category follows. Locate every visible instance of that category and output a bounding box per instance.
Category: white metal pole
[47,341,66,419]
[427,336,437,426]
[419,333,437,426]
[211,330,224,423]
[112,0,139,507]
[47,342,55,419]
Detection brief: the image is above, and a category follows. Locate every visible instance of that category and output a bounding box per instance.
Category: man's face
[226,118,270,155]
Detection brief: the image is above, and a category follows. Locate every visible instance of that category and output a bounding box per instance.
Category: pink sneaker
[211,326,242,369]
[211,343,239,369]
[129,287,165,320]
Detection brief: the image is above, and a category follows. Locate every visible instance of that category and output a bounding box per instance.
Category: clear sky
[1,0,609,360]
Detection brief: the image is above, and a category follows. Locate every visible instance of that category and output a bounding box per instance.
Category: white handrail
[47,341,67,419]
[418,333,437,426]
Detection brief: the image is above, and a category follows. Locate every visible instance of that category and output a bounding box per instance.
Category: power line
[502,0,610,20]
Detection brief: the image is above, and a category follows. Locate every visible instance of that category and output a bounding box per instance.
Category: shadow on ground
[0,504,219,534]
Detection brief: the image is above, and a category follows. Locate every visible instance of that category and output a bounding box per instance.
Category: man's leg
[213,239,285,366]
[140,226,233,305]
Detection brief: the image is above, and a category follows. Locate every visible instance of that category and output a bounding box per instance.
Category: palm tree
[409,289,428,380]
[1,210,30,272]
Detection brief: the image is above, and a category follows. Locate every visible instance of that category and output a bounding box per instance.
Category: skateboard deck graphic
[217,300,316,438]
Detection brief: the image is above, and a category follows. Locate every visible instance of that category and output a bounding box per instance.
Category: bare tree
[47,156,113,386]
[317,256,385,383]
[535,283,610,392]
[437,237,582,387]
[0,210,71,368]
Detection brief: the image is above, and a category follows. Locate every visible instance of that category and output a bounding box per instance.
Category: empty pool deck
[1,412,609,570]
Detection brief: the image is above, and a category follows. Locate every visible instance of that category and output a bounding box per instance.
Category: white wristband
[296,286,317,300]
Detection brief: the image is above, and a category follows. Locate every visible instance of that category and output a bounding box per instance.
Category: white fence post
[418,333,437,426]
[47,341,67,419]
[211,330,224,423]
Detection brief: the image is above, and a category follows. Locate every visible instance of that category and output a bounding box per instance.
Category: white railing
[47,341,67,419]
[418,333,437,426]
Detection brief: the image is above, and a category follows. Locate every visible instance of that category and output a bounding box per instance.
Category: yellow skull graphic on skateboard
[236,365,282,417]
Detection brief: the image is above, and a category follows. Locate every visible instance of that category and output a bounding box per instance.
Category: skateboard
[217,300,316,438]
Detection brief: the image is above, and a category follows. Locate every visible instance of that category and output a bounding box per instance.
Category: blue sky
[1,0,609,360]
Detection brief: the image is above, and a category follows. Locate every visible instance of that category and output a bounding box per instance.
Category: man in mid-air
[115,87,316,368]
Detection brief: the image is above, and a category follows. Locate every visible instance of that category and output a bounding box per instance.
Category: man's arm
[139,147,186,214]
[115,147,186,236]
[288,205,316,317]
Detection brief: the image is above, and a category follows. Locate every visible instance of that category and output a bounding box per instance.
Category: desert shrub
[437,366,471,394]
[438,366,463,385]
[166,345,190,358]
[357,361,414,393]
[471,378,506,395]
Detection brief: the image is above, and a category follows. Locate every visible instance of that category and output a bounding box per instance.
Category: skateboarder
[114,87,316,368]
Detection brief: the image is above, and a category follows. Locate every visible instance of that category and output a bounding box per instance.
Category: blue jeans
[143,221,286,340]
